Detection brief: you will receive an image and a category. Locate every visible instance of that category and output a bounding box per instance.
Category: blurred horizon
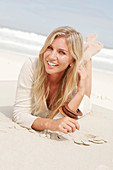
[0,27,113,74]
[0,0,113,48]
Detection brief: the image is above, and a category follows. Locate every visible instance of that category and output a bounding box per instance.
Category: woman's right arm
[13,58,40,129]
[31,116,80,134]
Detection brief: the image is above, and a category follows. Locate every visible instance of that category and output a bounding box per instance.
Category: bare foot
[84,34,98,51]
[86,33,98,42]
[83,41,103,65]
[86,41,103,56]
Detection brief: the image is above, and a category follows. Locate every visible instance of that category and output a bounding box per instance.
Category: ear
[70,59,75,67]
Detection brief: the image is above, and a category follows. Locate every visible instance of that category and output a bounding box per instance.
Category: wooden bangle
[64,102,83,116]
[62,105,78,119]
[59,106,69,118]
[59,106,79,119]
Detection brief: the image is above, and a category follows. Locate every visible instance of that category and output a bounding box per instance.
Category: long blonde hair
[31,26,83,118]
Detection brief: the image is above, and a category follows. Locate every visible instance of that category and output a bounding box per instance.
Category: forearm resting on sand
[31,115,80,134]
[31,117,51,131]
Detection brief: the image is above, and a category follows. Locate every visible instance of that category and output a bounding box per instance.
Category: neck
[48,73,64,85]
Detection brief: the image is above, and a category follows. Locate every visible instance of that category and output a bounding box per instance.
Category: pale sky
[0,0,113,48]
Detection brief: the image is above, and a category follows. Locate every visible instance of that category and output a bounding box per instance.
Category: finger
[78,65,83,70]
[78,68,87,80]
[67,117,80,130]
[66,121,76,132]
[60,128,68,134]
[66,117,80,130]
[63,124,73,133]
[74,121,80,130]
[78,67,84,77]
[78,65,86,72]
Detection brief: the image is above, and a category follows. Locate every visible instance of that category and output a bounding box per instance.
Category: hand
[77,65,88,93]
[49,117,80,134]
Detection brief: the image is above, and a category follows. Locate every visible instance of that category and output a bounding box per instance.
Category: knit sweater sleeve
[13,57,40,129]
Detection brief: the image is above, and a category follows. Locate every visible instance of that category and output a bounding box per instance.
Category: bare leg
[84,41,103,65]
[83,35,103,97]
[83,34,103,65]
[84,34,98,51]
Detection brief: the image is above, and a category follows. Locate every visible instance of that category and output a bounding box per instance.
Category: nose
[49,50,57,60]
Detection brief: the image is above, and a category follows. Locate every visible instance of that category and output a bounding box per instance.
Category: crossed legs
[83,34,103,97]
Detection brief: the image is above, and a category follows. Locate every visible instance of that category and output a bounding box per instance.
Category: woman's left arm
[68,65,88,112]
[83,59,92,97]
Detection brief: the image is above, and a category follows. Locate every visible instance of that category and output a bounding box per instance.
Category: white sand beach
[0,50,113,170]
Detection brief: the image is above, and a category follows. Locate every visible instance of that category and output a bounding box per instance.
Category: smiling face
[43,36,74,80]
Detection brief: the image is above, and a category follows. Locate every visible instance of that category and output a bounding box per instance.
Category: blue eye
[47,46,53,50]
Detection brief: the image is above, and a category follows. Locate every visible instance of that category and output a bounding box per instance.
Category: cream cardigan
[13,57,91,129]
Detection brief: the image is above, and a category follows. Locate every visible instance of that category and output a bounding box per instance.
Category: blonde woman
[13,26,103,134]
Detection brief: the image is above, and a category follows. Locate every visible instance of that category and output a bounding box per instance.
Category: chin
[45,69,57,75]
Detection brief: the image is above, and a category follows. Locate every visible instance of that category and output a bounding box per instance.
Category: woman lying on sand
[13,26,103,134]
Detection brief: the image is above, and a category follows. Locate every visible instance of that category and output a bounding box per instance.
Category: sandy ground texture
[0,50,113,170]
[91,70,113,110]
[0,105,113,170]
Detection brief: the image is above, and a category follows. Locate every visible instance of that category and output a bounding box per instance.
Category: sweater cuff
[13,112,40,129]
[78,95,92,118]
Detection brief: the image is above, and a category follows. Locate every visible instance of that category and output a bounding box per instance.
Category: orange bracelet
[62,105,78,119]
[59,105,82,119]
[64,102,83,116]
[59,106,69,117]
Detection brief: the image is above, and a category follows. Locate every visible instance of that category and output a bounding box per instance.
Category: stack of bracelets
[59,102,83,119]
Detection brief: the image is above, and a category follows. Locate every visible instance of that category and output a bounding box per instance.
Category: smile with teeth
[47,61,58,66]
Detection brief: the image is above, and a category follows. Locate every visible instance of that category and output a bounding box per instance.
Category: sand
[0,50,113,170]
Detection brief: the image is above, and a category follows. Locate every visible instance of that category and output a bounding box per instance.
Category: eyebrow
[50,45,68,53]
[59,48,68,52]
